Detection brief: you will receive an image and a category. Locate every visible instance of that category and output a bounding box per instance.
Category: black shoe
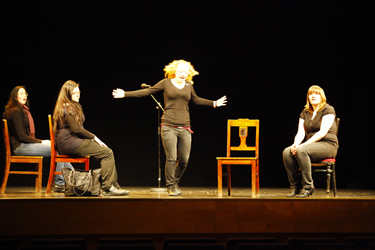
[297,188,315,198]
[174,183,182,195]
[286,188,299,198]
[53,184,65,193]
[167,185,179,196]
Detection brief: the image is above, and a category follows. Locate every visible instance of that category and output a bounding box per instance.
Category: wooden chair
[1,119,43,194]
[45,114,90,195]
[217,119,260,197]
[311,118,340,197]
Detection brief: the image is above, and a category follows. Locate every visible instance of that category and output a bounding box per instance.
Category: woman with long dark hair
[3,86,73,192]
[53,80,129,196]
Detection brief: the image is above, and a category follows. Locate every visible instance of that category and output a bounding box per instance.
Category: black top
[125,78,213,127]
[4,107,41,152]
[300,104,339,151]
[55,106,95,155]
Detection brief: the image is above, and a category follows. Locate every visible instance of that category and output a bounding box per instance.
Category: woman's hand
[93,136,108,147]
[215,95,227,107]
[112,88,125,98]
[291,144,298,156]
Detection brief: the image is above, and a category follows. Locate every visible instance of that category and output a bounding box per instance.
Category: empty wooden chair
[1,119,43,194]
[45,114,90,195]
[216,119,260,197]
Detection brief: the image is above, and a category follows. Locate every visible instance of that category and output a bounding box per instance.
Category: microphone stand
[149,94,167,192]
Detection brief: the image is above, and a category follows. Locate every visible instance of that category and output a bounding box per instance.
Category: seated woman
[3,86,73,192]
[53,80,129,196]
[282,85,339,198]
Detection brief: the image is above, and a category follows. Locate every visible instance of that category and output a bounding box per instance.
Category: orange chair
[217,119,260,197]
[311,118,340,197]
[45,115,90,195]
[1,119,43,194]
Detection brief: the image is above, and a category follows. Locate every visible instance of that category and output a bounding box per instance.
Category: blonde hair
[163,60,199,83]
[304,85,327,113]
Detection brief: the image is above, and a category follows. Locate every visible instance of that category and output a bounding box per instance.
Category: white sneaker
[103,185,130,196]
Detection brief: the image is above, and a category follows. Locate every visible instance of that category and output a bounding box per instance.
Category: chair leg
[0,161,11,194]
[217,161,223,197]
[326,165,331,193]
[84,159,90,171]
[252,161,260,198]
[35,161,43,194]
[332,163,337,198]
[45,161,56,195]
[227,165,232,196]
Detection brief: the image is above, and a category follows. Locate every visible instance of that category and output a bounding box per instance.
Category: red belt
[161,125,194,134]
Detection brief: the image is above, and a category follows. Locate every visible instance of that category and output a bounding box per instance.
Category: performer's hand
[112,88,125,98]
[92,136,108,147]
[216,95,227,107]
[291,144,298,156]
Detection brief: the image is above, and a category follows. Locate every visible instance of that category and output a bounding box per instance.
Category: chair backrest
[3,119,12,159]
[226,119,259,158]
[48,115,57,157]
[336,117,340,136]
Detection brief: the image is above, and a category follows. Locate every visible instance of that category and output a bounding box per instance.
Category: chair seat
[217,157,257,160]
[56,155,90,159]
[321,158,335,162]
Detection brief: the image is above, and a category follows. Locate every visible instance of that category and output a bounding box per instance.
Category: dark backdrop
[1,1,373,189]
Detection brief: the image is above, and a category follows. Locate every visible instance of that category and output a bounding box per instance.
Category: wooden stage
[1,187,375,250]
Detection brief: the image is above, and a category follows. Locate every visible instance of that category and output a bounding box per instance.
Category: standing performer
[53,80,129,196]
[112,59,227,196]
[282,85,339,198]
[3,86,73,192]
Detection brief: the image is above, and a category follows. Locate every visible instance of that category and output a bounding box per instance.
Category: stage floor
[1,187,375,250]
[1,186,375,199]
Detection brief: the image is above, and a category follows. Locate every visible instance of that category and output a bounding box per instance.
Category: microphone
[141,83,151,88]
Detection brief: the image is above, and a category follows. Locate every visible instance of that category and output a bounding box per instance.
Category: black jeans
[282,142,337,190]
[161,126,192,186]
[71,139,119,190]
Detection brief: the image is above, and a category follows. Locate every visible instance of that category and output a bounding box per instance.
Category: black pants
[283,142,337,190]
[71,139,119,190]
[161,126,192,186]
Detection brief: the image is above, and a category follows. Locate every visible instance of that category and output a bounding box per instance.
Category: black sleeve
[66,115,95,139]
[10,108,42,143]
[125,79,165,98]
[190,85,214,107]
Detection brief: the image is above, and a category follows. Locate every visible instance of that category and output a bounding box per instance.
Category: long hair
[163,59,199,83]
[3,86,29,118]
[53,80,84,133]
[304,85,327,113]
